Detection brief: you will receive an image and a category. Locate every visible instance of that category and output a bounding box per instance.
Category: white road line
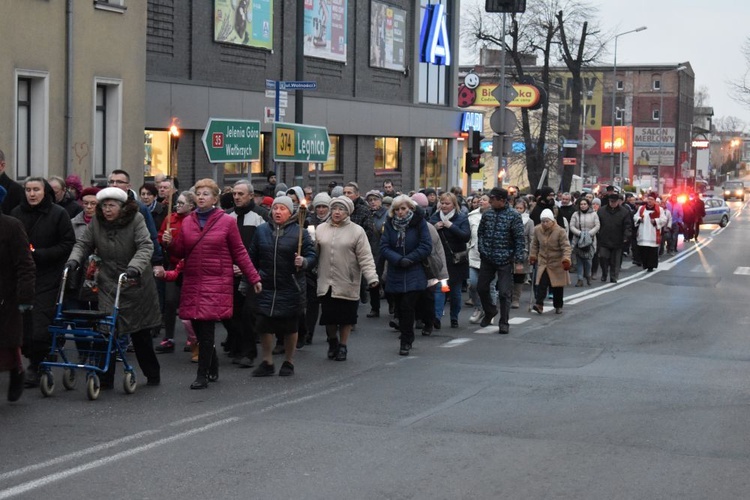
[473,326,497,334]
[509,317,530,324]
[0,418,240,500]
[0,430,159,482]
[439,338,473,348]
[734,267,750,275]
[255,384,354,413]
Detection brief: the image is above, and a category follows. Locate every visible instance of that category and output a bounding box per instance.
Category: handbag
[439,230,468,265]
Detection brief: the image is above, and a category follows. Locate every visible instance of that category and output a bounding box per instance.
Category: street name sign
[273,122,330,163]
[279,81,318,91]
[201,118,261,163]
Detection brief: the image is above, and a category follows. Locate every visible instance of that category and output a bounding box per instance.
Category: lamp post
[610,26,647,179]
[580,90,592,181]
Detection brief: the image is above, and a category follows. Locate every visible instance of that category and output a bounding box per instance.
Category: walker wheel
[40,372,54,397]
[86,374,100,401]
[123,372,137,394]
[62,369,76,390]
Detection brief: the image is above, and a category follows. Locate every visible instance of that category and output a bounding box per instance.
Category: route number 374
[275,128,294,157]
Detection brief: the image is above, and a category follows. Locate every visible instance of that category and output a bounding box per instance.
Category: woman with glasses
[380,195,432,356]
[167,179,262,389]
[67,187,101,310]
[66,187,162,389]
[156,191,196,356]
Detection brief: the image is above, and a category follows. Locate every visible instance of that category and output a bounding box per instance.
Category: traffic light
[468,129,483,155]
[465,151,484,175]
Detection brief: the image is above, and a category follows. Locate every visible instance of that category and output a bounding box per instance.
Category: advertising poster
[304,0,348,63]
[370,1,406,71]
[633,127,675,166]
[214,0,273,50]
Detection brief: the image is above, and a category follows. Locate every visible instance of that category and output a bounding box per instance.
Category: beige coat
[316,217,379,300]
[530,223,572,288]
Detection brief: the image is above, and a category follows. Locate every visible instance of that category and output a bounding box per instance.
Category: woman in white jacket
[569,198,601,286]
[467,194,493,323]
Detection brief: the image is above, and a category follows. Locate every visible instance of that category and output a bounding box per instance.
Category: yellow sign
[506,84,540,108]
[474,84,501,107]
[275,127,295,157]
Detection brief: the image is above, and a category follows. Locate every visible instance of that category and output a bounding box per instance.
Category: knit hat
[80,187,101,199]
[423,187,437,197]
[607,193,620,201]
[331,186,344,197]
[262,196,274,208]
[330,195,354,214]
[540,208,555,221]
[267,170,276,181]
[365,189,382,200]
[312,192,331,208]
[275,183,288,196]
[592,197,601,206]
[96,187,128,203]
[411,192,428,208]
[489,187,508,200]
[65,175,83,195]
[272,195,294,214]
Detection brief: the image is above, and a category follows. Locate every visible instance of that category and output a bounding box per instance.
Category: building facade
[146,0,464,194]
[0,1,147,184]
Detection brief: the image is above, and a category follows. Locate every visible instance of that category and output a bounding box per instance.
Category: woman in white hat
[529,208,572,314]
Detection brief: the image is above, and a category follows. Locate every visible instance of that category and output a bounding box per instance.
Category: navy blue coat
[249,218,317,318]
[380,210,432,293]
[429,210,471,282]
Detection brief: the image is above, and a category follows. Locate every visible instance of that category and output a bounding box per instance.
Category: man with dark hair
[263,171,277,197]
[0,149,24,214]
[382,180,397,198]
[530,187,556,226]
[476,187,526,334]
[597,193,632,283]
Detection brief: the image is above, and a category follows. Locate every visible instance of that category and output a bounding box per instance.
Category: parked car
[701,198,730,227]
[722,181,745,201]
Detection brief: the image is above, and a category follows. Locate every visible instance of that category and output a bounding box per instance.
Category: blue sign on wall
[460,112,483,134]
[419,3,451,66]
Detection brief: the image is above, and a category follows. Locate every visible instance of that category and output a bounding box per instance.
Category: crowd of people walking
[0,147,705,401]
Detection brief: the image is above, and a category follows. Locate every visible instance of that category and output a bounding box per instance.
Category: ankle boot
[511,283,522,309]
[8,369,24,402]
[190,370,208,390]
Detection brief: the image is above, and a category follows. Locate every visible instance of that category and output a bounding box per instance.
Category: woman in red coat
[167,179,262,390]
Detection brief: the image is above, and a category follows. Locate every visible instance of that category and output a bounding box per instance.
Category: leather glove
[125,267,140,280]
[529,256,537,265]
[399,258,414,268]
[562,260,571,271]
[65,260,79,274]
[18,304,33,313]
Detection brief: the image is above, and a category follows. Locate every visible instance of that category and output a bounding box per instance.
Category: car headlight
[725,190,731,195]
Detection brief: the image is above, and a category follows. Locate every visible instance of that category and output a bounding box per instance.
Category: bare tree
[729,38,750,108]
[714,116,746,133]
[694,85,710,108]
[462,0,603,190]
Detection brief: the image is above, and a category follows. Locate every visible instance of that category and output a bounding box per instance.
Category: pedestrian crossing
[734,267,750,275]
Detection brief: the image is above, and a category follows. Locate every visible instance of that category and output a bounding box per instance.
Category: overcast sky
[459,0,750,127]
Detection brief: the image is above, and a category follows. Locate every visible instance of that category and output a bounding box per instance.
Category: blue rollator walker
[39,268,137,400]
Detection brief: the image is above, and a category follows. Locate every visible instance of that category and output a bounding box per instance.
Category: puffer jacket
[570,209,600,249]
[380,210,432,293]
[477,205,526,266]
[249,218,317,318]
[430,209,471,282]
[171,208,261,321]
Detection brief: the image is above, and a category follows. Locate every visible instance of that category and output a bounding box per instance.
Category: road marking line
[0,418,239,500]
[473,326,496,334]
[509,317,530,324]
[735,267,750,275]
[255,383,354,413]
[439,338,473,348]
[0,430,159,482]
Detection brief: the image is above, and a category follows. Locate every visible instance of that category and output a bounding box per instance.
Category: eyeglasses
[175,201,187,206]
[101,203,120,210]
[108,179,128,185]
[82,201,97,207]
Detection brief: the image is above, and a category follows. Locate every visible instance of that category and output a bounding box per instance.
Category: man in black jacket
[596,193,633,283]
[0,149,25,214]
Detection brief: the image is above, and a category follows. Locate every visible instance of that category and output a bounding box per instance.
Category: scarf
[147,199,157,213]
[439,209,455,223]
[234,203,252,230]
[83,213,93,225]
[638,204,661,222]
[196,207,216,229]
[520,212,530,225]
[391,210,414,248]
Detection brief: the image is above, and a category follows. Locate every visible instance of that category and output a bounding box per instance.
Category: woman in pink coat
[167,179,262,390]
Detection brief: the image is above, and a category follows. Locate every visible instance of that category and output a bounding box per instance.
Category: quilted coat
[171,208,261,321]
[249,218,317,318]
[380,209,432,294]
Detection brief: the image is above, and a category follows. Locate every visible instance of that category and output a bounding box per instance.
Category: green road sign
[272,122,330,163]
[201,118,261,163]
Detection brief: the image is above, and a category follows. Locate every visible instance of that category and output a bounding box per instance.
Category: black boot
[327,337,339,360]
[207,347,219,382]
[190,370,208,390]
[8,369,24,402]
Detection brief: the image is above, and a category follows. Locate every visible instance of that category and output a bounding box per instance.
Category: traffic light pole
[493,12,507,188]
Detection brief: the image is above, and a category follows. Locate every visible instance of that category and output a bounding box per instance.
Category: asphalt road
[1,200,749,499]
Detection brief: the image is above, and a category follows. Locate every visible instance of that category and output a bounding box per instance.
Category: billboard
[304,0,348,63]
[370,1,406,71]
[214,0,273,50]
[600,126,631,154]
[633,127,676,166]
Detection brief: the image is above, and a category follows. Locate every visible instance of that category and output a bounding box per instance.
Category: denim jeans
[469,267,496,307]
[434,278,462,321]
[575,256,592,281]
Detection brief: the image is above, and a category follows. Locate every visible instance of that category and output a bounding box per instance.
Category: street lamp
[580,90,593,181]
[610,26,647,179]
[657,65,686,194]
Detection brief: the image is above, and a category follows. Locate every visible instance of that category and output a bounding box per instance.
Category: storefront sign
[419,3,451,66]
[460,112,483,133]
[273,122,331,163]
[213,0,273,50]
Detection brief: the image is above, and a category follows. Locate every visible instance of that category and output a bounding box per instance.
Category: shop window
[144,129,173,178]
[15,70,49,179]
[419,138,448,189]
[375,137,401,171]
